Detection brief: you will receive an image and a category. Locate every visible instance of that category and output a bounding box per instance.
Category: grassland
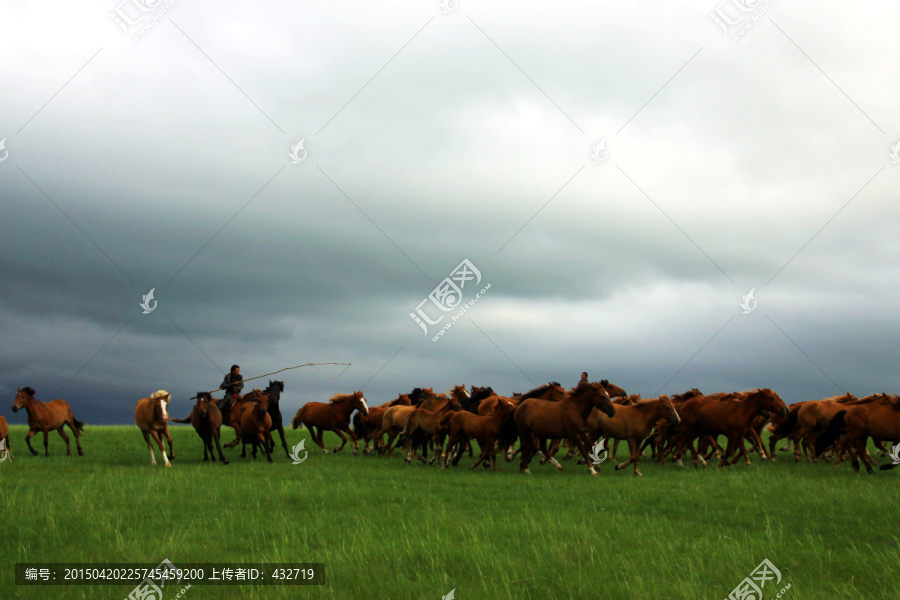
[0,424,898,600]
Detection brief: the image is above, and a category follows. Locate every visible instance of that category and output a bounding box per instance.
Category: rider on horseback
[218,365,244,414]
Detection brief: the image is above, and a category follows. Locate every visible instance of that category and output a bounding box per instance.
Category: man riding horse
[218,365,244,413]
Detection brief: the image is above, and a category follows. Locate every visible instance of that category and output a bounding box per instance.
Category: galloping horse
[244,381,289,459]
[814,394,899,471]
[674,388,788,468]
[241,390,274,463]
[587,396,680,476]
[134,390,173,467]
[12,387,85,457]
[291,391,369,454]
[789,393,859,462]
[354,393,411,454]
[515,381,616,476]
[170,391,229,465]
[442,398,518,470]
[401,392,465,464]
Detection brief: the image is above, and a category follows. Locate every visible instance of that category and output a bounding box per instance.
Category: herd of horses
[6,378,900,476]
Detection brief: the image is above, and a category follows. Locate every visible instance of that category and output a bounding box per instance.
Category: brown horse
[515,381,616,476]
[0,416,11,462]
[373,388,441,457]
[588,396,680,476]
[290,391,369,454]
[12,387,85,457]
[220,394,256,451]
[170,391,229,465]
[134,390,173,467]
[401,394,464,464]
[442,398,518,470]
[241,390,274,463]
[765,400,807,461]
[788,393,859,462]
[640,388,703,463]
[479,382,567,462]
[674,388,788,468]
[814,395,900,474]
[354,393,411,454]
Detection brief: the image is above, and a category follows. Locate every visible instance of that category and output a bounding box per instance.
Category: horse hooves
[221,460,229,465]
[524,468,532,475]
[590,471,598,477]
[556,465,564,471]
[78,450,84,456]
[164,463,172,468]
[203,457,209,461]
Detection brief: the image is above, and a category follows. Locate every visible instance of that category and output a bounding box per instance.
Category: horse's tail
[290,407,305,430]
[815,410,847,456]
[169,416,192,424]
[771,407,799,436]
[352,412,364,436]
[72,417,85,433]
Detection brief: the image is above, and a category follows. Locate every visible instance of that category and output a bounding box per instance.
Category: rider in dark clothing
[218,365,244,414]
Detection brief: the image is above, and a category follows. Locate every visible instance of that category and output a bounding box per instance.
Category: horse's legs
[150,430,171,467]
[57,426,72,456]
[65,418,84,456]
[736,436,752,466]
[202,434,211,461]
[342,425,359,455]
[212,429,229,464]
[630,438,642,476]
[142,430,157,465]
[25,428,39,456]
[41,429,51,457]
[748,429,768,460]
[614,438,634,472]
[570,430,598,476]
[163,426,174,460]
[332,428,348,454]
[258,432,273,463]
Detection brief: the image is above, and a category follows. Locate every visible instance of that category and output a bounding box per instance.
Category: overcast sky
[1,0,898,424]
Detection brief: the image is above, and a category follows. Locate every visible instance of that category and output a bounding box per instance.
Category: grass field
[1,423,898,600]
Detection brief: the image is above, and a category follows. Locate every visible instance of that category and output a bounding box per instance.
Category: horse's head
[352,391,369,415]
[599,379,628,399]
[266,380,285,403]
[750,388,788,417]
[253,390,270,415]
[577,381,615,417]
[12,387,37,412]
[658,396,681,426]
[196,391,214,418]
[450,384,469,401]
[494,398,517,419]
[392,393,411,406]
[150,390,171,421]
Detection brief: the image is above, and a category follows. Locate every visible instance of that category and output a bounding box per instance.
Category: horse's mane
[329,392,358,403]
[615,394,641,406]
[518,382,562,400]
[150,390,169,400]
[852,393,896,406]
[22,386,36,397]
[822,392,857,404]
[470,386,497,402]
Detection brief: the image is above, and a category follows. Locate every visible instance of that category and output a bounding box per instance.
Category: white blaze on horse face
[360,395,369,414]
[464,388,470,398]
[160,398,169,421]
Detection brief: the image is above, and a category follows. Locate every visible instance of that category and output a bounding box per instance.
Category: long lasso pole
[189,362,351,399]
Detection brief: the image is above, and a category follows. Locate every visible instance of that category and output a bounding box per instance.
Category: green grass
[1,424,898,600]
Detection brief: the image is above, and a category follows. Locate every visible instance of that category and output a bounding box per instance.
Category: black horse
[260,380,290,459]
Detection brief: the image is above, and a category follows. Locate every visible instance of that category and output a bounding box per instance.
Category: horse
[219,393,256,451]
[514,381,616,476]
[12,387,85,457]
[552,379,627,459]
[0,416,11,462]
[134,390,174,467]
[673,388,788,468]
[480,382,566,463]
[766,400,807,461]
[374,388,443,457]
[354,393,411,455]
[243,381,289,458]
[587,396,680,476]
[290,391,369,454]
[240,389,274,463]
[442,398,518,470]
[814,394,899,469]
[169,391,229,465]
[788,393,859,462]
[401,394,464,464]
[639,388,703,462]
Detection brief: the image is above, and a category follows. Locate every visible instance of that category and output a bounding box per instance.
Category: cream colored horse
[134,390,173,467]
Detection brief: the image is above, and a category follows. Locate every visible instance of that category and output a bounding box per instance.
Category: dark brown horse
[170,391,229,465]
[134,390,173,467]
[354,393,411,454]
[674,388,788,468]
[514,381,616,476]
[0,416,11,462]
[243,381,289,458]
[814,394,900,472]
[241,390,274,463]
[401,394,464,464]
[290,391,369,454]
[12,387,85,457]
